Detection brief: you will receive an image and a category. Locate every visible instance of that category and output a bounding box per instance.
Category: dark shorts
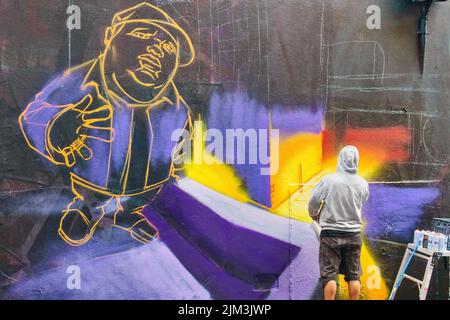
[319,233,362,286]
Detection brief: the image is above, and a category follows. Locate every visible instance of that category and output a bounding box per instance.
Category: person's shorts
[319,233,362,286]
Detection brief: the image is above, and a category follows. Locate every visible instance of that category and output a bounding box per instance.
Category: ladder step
[409,252,432,261]
[403,273,423,285]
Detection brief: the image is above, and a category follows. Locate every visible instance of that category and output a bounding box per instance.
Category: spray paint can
[414,229,424,247]
[428,232,439,251]
[438,233,446,252]
[428,232,434,251]
[423,232,429,249]
[434,233,440,251]
[420,230,426,248]
[429,232,435,251]
[432,232,439,251]
[437,233,442,251]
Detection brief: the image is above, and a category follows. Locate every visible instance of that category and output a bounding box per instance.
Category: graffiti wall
[0,0,449,300]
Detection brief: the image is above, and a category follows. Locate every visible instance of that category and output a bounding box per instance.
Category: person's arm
[363,181,370,204]
[308,178,327,221]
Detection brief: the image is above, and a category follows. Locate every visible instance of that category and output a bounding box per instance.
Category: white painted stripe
[176,178,317,247]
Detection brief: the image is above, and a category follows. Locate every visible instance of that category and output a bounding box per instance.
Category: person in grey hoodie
[308,145,369,300]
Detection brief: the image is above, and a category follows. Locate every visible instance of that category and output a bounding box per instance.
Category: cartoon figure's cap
[108,2,195,67]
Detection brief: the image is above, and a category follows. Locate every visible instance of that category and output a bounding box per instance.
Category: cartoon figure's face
[103,22,179,103]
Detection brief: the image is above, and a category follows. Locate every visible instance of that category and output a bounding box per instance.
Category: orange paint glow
[322,126,411,180]
[270,132,323,208]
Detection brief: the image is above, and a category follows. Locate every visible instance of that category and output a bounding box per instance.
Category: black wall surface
[0,0,449,299]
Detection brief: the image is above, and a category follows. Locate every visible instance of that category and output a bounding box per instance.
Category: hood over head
[337,145,359,174]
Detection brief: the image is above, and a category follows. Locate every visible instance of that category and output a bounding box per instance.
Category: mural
[0,0,449,300]
[18,2,195,246]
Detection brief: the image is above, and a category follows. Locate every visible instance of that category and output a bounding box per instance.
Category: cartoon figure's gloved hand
[48,94,113,167]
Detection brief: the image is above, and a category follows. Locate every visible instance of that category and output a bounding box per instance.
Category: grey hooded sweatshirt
[308,146,369,233]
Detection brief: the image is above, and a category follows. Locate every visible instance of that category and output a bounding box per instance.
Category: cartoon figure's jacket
[19,58,191,196]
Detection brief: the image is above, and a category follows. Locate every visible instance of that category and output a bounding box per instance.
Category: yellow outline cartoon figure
[18,2,195,246]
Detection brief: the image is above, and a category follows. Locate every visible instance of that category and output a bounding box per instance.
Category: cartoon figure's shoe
[113,206,159,244]
[58,198,107,246]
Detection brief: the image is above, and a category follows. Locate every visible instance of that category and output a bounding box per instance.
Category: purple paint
[364,184,440,242]
[206,91,324,207]
[271,104,324,136]
[207,91,272,206]
[148,208,268,299]
[5,241,211,300]
[147,183,301,299]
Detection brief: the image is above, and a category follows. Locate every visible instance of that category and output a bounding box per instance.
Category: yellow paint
[272,136,393,300]
[272,172,324,222]
[337,238,389,300]
[185,122,391,299]
[185,120,250,203]
[321,149,386,182]
[270,132,323,208]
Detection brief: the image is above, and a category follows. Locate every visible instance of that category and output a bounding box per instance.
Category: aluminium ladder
[389,243,450,300]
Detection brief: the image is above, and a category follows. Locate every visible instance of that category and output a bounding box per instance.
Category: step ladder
[389,243,450,300]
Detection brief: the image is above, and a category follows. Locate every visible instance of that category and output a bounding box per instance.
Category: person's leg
[319,237,341,300]
[342,234,363,300]
[324,280,338,300]
[348,280,361,300]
